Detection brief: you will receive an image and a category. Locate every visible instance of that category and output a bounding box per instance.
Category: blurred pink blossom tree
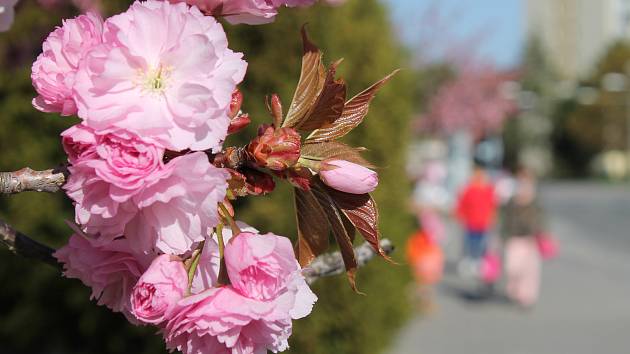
[418,65,518,139]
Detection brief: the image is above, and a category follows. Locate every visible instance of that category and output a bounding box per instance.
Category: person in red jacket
[456,164,497,264]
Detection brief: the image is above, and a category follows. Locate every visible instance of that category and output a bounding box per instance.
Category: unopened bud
[269,94,283,128]
[227,114,251,135]
[229,89,244,119]
[248,125,301,171]
[319,159,378,194]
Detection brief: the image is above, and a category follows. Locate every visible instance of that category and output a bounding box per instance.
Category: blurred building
[527,0,630,81]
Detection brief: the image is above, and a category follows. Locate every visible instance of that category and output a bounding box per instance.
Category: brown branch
[0,166,68,194]
[0,219,60,269]
[302,239,394,284]
[0,216,394,282]
[0,145,256,196]
[210,146,255,170]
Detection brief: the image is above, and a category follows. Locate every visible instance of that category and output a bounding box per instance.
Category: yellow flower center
[139,65,172,95]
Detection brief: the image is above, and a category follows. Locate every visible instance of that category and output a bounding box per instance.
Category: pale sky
[385,0,524,68]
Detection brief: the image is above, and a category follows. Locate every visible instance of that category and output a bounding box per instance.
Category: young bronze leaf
[301,141,375,168]
[311,183,359,290]
[306,70,399,143]
[324,184,390,260]
[282,28,326,129]
[294,62,347,132]
[341,212,356,242]
[295,188,330,267]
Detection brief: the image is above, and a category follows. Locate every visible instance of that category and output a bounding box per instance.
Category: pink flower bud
[131,255,188,325]
[319,160,378,194]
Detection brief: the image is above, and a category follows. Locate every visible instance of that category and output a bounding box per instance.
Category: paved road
[387,182,630,354]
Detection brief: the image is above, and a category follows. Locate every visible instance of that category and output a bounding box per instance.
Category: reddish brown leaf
[283,28,326,129]
[307,70,399,143]
[295,188,330,267]
[341,212,356,242]
[323,184,390,260]
[286,166,313,191]
[294,62,347,132]
[301,141,375,168]
[300,24,319,53]
[311,183,359,291]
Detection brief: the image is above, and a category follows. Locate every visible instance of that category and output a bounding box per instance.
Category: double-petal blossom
[63,124,229,255]
[74,0,247,152]
[164,230,317,354]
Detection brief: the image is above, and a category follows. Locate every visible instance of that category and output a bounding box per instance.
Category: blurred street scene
[1,0,630,353]
[390,182,630,354]
[394,0,630,353]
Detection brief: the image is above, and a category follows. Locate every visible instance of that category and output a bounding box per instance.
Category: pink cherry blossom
[191,221,258,294]
[31,12,103,115]
[164,278,316,354]
[74,0,247,152]
[131,254,188,324]
[0,0,18,32]
[63,125,165,241]
[61,124,99,164]
[170,0,316,25]
[319,159,378,194]
[224,231,296,300]
[164,229,316,354]
[123,152,229,254]
[54,233,152,320]
[63,125,229,254]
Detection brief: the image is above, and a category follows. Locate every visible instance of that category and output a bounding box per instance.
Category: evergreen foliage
[0,1,415,353]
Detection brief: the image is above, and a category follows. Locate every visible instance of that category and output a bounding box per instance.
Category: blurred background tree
[503,36,556,175]
[551,41,630,177]
[0,0,415,353]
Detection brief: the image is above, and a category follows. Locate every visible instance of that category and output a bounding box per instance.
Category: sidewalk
[387,183,630,354]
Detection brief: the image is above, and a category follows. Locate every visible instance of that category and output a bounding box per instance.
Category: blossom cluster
[29,1,323,353]
[33,1,246,256]
[56,224,316,353]
[419,66,517,138]
[25,0,386,352]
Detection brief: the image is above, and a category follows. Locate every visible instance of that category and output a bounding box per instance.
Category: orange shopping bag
[406,230,444,285]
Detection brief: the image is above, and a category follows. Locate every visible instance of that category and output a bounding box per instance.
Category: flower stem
[216,223,230,286]
[216,223,225,260]
[297,156,323,171]
[218,202,241,237]
[187,240,205,293]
